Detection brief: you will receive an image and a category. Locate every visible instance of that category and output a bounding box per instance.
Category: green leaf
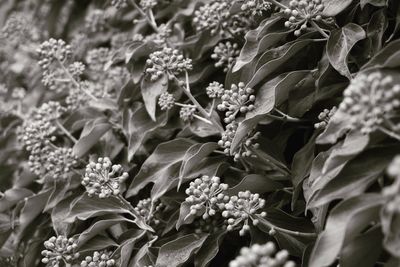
[19,189,52,233]
[194,231,226,267]
[361,39,400,70]
[365,9,388,58]
[155,233,208,267]
[360,0,388,8]
[322,0,354,16]
[309,194,385,267]
[176,201,195,230]
[126,138,195,197]
[227,174,283,196]
[327,23,366,79]
[141,74,168,121]
[78,235,118,253]
[73,117,111,157]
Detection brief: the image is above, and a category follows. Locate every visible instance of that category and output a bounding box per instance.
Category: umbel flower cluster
[229,242,296,267]
[145,47,193,81]
[335,72,400,135]
[134,198,164,226]
[212,41,240,72]
[81,250,116,267]
[41,236,80,266]
[283,0,325,36]
[82,157,129,198]
[314,106,337,129]
[37,38,72,70]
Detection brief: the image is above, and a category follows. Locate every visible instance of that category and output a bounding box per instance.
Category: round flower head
[239,0,272,16]
[185,175,229,219]
[82,157,129,198]
[222,190,266,236]
[68,61,85,78]
[193,2,231,34]
[134,198,164,226]
[37,38,72,70]
[229,242,296,267]
[336,72,400,135]
[179,106,197,122]
[283,0,325,36]
[158,92,175,110]
[1,13,32,43]
[86,48,111,71]
[217,82,256,123]
[211,41,240,72]
[314,106,337,129]
[145,47,192,81]
[81,250,115,267]
[85,9,107,33]
[41,235,80,266]
[206,81,224,99]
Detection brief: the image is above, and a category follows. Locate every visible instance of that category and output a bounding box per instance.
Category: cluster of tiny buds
[337,72,400,135]
[217,82,256,123]
[85,9,107,33]
[11,87,26,99]
[229,242,296,267]
[222,190,266,236]
[179,106,197,122]
[37,39,72,70]
[283,0,324,36]
[41,236,79,266]
[158,92,176,110]
[134,198,164,225]
[86,48,111,71]
[111,0,127,9]
[81,251,115,267]
[383,156,400,214]
[211,41,240,72]
[146,47,193,81]
[140,0,158,10]
[185,175,229,219]
[206,81,225,99]
[193,1,231,34]
[239,0,272,16]
[314,106,337,129]
[68,62,86,78]
[82,157,129,198]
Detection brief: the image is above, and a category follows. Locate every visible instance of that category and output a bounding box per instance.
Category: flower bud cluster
[211,41,240,73]
[41,235,80,266]
[86,48,111,71]
[314,106,337,129]
[218,121,260,161]
[85,9,107,33]
[283,0,324,36]
[111,0,128,9]
[11,87,26,99]
[37,39,72,70]
[336,72,400,135]
[193,214,225,234]
[146,47,193,81]
[140,0,158,10]
[179,106,197,122]
[206,81,224,99]
[134,198,164,226]
[382,156,400,216]
[217,82,256,123]
[158,92,175,110]
[82,157,129,198]
[1,14,32,43]
[239,0,272,16]
[229,242,296,267]
[193,2,231,34]
[222,190,266,236]
[68,62,86,78]
[81,250,115,267]
[185,175,229,219]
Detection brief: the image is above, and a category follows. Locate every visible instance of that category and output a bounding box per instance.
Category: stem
[310,21,329,38]
[208,98,216,117]
[128,0,159,33]
[269,0,289,10]
[193,114,213,125]
[378,126,400,141]
[265,114,302,123]
[175,102,196,108]
[255,215,317,238]
[55,120,77,144]
[273,108,303,122]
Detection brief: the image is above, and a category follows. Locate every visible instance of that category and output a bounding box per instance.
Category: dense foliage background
[1,0,400,266]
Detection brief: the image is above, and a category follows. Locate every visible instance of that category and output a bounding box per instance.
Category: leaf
[308,194,385,267]
[176,201,195,230]
[327,23,366,79]
[365,9,388,57]
[360,0,388,8]
[178,142,219,189]
[322,0,354,16]
[361,39,400,70]
[78,235,118,253]
[141,74,168,121]
[227,174,283,196]
[73,117,111,157]
[308,143,400,207]
[0,188,33,212]
[155,234,208,267]
[126,138,195,197]
[19,189,52,233]
[194,231,226,267]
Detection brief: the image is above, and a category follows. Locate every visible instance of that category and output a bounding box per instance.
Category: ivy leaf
[73,117,111,157]
[126,138,195,197]
[141,74,168,121]
[78,235,118,253]
[227,174,283,196]
[194,231,226,267]
[361,39,400,70]
[155,233,208,267]
[176,201,195,229]
[19,189,52,233]
[0,188,33,212]
[322,0,354,16]
[308,194,385,267]
[327,23,366,79]
[360,0,388,8]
